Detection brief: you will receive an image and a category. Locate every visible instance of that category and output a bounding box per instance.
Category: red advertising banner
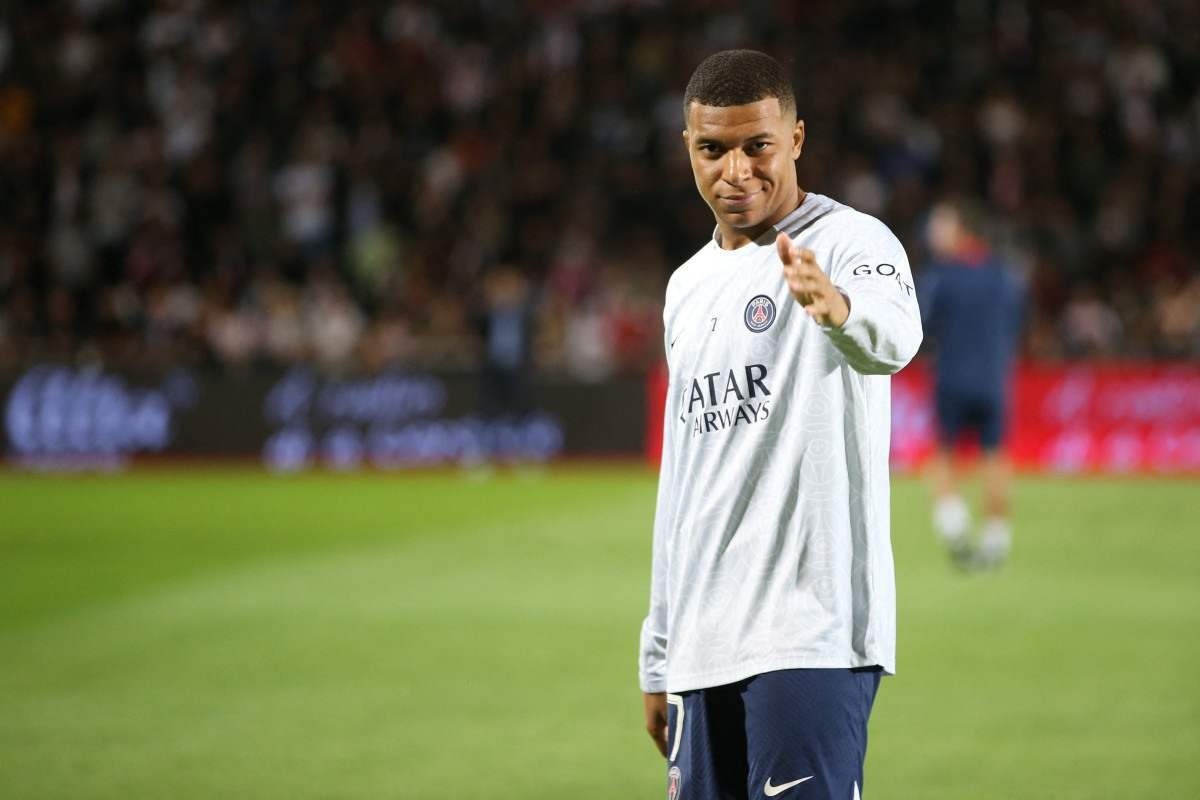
[650,362,1200,474]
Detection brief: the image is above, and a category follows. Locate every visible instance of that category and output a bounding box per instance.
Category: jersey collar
[772,192,841,240]
[710,192,842,249]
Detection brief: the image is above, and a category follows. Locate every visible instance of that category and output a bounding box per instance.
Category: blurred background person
[920,199,1024,569]
[474,266,536,456]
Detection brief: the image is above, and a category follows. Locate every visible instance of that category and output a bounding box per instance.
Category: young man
[639,50,922,800]
[920,201,1024,569]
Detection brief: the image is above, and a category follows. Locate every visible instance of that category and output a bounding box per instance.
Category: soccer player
[920,200,1024,569]
[639,50,922,800]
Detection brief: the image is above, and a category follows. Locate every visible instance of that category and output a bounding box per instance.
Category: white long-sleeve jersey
[639,193,923,694]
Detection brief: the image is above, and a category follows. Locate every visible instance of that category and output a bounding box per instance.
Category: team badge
[668,766,682,800]
[744,295,776,332]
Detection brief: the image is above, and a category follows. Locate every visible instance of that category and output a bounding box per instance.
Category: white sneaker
[975,518,1012,569]
[934,495,970,541]
[934,495,974,568]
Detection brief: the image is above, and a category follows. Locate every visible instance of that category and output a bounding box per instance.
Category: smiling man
[638,50,923,800]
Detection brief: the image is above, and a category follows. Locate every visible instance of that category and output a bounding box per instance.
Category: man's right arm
[639,375,672,694]
[639,325,675,753]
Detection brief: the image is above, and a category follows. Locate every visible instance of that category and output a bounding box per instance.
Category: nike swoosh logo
[670,336,681,349]
[764,776,813,797]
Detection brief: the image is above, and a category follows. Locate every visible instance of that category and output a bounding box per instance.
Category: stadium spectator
[0,1,1197,375]
[474,265,535,423]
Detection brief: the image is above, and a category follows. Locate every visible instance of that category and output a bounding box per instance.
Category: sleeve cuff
[818,287,854,332]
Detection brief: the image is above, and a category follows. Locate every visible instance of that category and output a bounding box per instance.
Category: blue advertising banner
[1,365,647,469]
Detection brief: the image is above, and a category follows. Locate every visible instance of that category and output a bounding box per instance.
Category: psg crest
[668,766,682,800]
[744,295,777,332]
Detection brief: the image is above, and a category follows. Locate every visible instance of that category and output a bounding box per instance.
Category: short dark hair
[683,50,796,121]
[940,195,990,238]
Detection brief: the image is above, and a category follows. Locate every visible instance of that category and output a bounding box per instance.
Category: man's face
[684,97,805,237]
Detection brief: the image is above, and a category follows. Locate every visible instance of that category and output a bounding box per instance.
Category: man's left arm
[778,224,923,375]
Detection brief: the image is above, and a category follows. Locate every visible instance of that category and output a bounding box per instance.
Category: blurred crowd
[1,0,1198,377]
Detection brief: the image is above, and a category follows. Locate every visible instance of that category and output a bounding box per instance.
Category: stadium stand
[0,1,1197,376]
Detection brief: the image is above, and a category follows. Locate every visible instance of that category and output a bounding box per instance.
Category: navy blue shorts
[935,388,1006,450]
[665,668,882,800]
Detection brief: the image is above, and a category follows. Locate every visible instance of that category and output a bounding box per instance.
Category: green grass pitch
[1,467,1197,799]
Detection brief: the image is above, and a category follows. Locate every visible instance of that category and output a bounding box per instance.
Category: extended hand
[778,233,849,328]
[643,692,669,758]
